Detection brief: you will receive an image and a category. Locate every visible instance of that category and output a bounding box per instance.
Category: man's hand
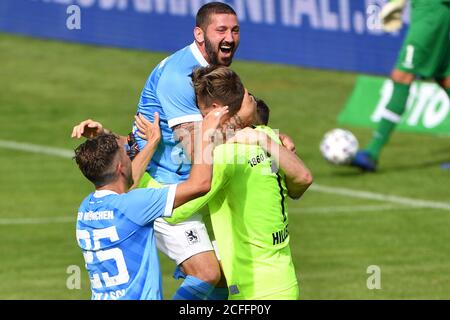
[226,127,266,146]
[279,133,296,153]
[227,128,294,151]
[130,113,161,190]
[380,0,406,33]
[228,90,256,129]
[202,106,229,133]
[71,119,105,139]
[135,113,161,146]
[173,107,229,163]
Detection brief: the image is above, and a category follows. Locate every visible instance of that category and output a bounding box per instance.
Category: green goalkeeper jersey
[405,0,450,4]
[390,0,450,5]
[418,0,450,3]
[394,0,450,78]
[167,126,299,300]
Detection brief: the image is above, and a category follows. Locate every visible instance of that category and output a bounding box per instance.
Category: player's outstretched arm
[278,147,313,199]
[173,121,196,162]
[71,119,106,139]
[131,113,161,189]
[73,116,161,190]
[71,119,127,140]
[173,107,228,209]
[228,128,313,199]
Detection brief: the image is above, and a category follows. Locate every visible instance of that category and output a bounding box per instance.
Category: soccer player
[163,87,313,299]
[74,107,228,300]
[352,0,450,171]
[72,64,247,299]
[130,2,255,300]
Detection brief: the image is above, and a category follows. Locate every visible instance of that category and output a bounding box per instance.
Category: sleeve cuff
[163,184,177,217]
[168,114,203,128]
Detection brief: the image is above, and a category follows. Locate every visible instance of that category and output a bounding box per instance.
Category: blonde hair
[192,65,244,115]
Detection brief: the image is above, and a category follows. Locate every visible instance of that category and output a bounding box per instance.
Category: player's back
[210,126,299,299]
[76,190,163,300]
[134,43,208,184]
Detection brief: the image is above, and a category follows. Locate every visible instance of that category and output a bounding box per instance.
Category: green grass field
[1,33,450,300]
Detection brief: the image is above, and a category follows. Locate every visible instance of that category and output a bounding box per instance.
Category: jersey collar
[93,190,118,198]
[190,42,209,67]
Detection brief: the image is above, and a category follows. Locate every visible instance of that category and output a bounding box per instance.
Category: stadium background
[1,0,450,299]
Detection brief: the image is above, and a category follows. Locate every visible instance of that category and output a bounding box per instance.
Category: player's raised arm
[72,117,161,190]
[71,119,125,140]
[71,119,105,139]
[172,106,228,209]
[172,121,197,162]
[130,112,161,189]
[228,127,313,199]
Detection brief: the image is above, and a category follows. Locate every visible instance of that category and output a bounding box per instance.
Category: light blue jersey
[76,187,176,300]
[133,42,209,184]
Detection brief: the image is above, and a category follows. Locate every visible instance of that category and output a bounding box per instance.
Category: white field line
[0,216,73,225]
[290,204,407,214]
[310,184,450,212]
[1,140,449,226]
[0,204,417,225]
[0,140,74,159]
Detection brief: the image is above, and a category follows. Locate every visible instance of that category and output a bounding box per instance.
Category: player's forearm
[173,134,213,208]
[167,187,208,224]
[166,167,213,224]
[173,164,212,208]
[130,140,158,190]
[172,108,228,208]
[265,138,313,199]
[173,122,197,162]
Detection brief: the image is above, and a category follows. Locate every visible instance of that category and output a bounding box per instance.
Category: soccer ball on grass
[320,128,359,165]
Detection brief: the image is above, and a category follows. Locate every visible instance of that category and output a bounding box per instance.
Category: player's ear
[194,27,205,43]
[116,162,124,176]
[116,154,128,174]
[211,102,224,109]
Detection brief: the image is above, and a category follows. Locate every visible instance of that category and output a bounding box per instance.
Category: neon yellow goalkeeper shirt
[167,126,299,300]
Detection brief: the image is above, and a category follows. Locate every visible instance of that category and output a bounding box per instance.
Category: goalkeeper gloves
[380,0,407,33]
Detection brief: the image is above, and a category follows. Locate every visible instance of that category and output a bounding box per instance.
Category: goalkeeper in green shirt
[165,72,313,299]
[352,0,450,171]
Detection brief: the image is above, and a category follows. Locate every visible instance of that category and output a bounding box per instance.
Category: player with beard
[129,3,256,300]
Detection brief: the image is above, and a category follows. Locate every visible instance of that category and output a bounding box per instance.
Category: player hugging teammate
[72,2,313,300]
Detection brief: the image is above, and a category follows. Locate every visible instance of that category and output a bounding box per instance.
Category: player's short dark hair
[192,65,245,116]
[255,97,270,126]
[196,2,237,31]
[74,133,120,188]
